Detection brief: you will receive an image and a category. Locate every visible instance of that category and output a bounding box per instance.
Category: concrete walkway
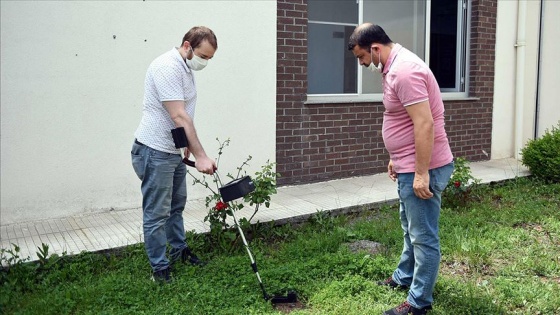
[0,158,529,263]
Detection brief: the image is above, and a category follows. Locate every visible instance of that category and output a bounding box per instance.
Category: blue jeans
[131,141,188,272]
[391,162,454,308]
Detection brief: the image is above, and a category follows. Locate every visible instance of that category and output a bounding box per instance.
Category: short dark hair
[347,23,392,51]
[181,26,218,50]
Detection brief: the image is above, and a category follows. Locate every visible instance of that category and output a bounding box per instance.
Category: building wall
[276,0,497,186]
[536,0,560,137]
[537,0,560,137]
[492,0,519,159]
[493,0,540,159]
[4,0,553,224]
[492,0,560,159]
[0,1,277,224]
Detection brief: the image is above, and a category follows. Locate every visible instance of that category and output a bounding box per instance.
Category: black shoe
[181,247,206,267]
[377,276,410,290]
[383,301,432,315]
[151,267,172,283]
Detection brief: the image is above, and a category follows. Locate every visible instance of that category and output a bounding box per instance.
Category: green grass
[1,177,559,314]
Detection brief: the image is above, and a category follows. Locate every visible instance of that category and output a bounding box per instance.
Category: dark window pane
[430,0,458,89]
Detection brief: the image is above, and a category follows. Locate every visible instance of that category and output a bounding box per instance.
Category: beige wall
[493,0,519,159]
[493,0,560,159]
[536,0,560,137]
[0,1,276,224]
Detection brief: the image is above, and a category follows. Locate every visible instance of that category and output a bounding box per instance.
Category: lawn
[1,177,559,314]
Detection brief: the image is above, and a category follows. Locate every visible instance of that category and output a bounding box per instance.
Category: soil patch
[273,300,306,313]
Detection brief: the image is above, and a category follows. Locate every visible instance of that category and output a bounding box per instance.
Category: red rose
[215,201,228,211]
[454,181,461,188]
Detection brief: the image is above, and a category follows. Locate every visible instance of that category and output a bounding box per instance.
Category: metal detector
[172,127,297,304]
[182,157,298,305]
[179,156,298,305]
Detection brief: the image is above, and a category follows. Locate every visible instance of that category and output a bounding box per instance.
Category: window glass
[308,24,357,94]
[362,0,426,93]
[307,0,358,94]
[308,0,358,24]
[430,0,460,91]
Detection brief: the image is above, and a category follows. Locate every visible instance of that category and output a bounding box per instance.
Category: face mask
[186,47,208,71]
[367,47,383,73]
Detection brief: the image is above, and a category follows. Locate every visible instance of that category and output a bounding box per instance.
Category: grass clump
[1,177,559,314]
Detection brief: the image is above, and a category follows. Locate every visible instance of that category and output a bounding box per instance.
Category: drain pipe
[534,0,544,139]
[514,0,527,160]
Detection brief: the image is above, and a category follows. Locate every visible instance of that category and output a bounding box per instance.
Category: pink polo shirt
[381,44,453,173]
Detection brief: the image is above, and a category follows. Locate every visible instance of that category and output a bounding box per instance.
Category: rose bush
[443,157,482,210]
[187,138,279,252]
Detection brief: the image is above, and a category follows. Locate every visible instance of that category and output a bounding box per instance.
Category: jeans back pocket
[131,143,145,180]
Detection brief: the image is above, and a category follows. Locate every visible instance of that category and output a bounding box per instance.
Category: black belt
[134,139,144,146]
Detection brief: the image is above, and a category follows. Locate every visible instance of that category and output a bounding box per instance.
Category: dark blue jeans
[131,141,188,272]
[392,162,454,308]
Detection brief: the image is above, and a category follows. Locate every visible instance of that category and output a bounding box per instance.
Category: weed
[308,209,337,232]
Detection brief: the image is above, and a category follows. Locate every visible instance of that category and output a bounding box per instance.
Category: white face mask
[367,47,383,73]
[186,47,208,71]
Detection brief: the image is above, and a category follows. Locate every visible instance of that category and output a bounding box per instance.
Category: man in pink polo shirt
[349,23,454,315]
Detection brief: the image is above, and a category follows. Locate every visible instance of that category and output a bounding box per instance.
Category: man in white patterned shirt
[131,26,217,283]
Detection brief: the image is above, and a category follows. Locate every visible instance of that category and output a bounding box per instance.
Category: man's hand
[195,156,217,175]
[413,171,433,199]
[183,148,191,160]
[387,160,397,182]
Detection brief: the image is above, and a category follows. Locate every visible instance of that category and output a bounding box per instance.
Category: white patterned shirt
[134,48,197,153]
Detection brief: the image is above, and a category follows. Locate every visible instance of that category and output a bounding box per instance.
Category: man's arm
[405,100,434,199]
[163,100,216,174]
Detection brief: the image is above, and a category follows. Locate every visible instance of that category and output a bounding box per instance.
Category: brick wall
[276,0,497,186]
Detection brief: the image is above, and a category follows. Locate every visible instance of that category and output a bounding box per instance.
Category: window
[307,0,358,94]
[307,0,469,101]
